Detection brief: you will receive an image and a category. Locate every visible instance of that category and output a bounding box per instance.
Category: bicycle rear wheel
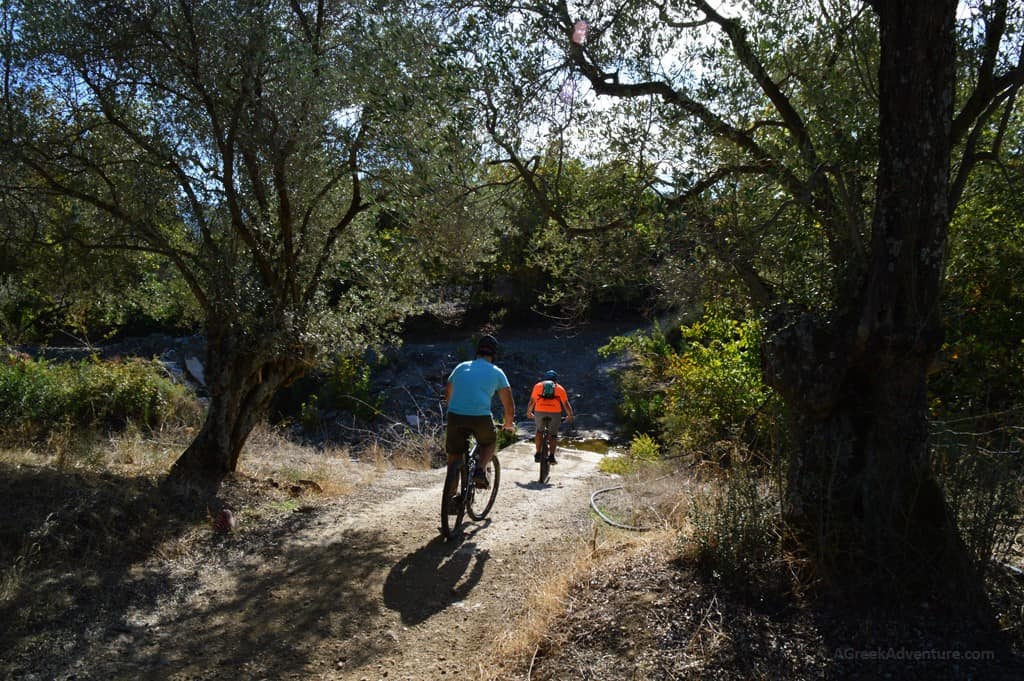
[467,456,500,520]
[539,436,550,484]
[441,460,467,539]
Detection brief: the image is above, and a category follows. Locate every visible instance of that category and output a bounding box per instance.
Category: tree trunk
[764,310,959,592]
[166,324,309,497]
[763,0,977,599]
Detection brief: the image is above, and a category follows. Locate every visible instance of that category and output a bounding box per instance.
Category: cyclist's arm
[444,381,453,405]
[498,386,515,430]
[563,399,574,421]
[525,397,536,418]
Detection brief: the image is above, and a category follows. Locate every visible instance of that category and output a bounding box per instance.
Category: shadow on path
[515,480,552,491]
[383,528,490,626]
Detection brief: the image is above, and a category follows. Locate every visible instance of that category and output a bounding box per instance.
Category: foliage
[0,194,201,343]
[517,159,669,320]
[933,159,1024,417]
[599,323,675,436]
[0,353,197,441]
[683,461,785,591]
[273,351,386,432]
[660,309,778,454]
[597,432,661,475]
[2,0,494,481]
[496,423,518,450]
[325,354,382,421]
[601,306,779,456]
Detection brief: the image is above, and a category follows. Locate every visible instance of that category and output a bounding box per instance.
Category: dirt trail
[68,441,610,681]
[1,323,638,680]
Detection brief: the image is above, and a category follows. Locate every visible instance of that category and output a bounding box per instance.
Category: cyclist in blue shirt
[444,334,515,489]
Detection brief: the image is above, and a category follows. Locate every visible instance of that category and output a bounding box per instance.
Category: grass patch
[484,531,679,680]
[240,422,362,498]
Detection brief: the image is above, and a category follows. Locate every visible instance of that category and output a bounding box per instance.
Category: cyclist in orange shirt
[525,370,574,465]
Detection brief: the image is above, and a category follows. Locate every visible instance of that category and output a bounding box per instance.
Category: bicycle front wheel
[467,456,500,520]
[441,460,467,539]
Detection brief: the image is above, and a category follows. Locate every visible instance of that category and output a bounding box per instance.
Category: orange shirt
[530,381,568,413]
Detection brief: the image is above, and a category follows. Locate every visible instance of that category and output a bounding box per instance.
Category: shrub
[272,351,386,430]
[0,354,197,442]
[599,323,675,437]
[598,432,662,475]
[323,353,383,421]
[600,306,781,458]
[932,417,1024,578]
[659,309,779,456]
[683,459,786,591]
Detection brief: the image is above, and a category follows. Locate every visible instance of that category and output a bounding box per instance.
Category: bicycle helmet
[476,334,499,357]
[543,370,558,381]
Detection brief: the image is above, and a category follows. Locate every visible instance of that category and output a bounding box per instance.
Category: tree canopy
[460,0,1024,598]
[3,0,487,490]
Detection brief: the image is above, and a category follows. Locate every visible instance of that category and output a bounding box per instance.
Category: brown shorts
[445,413,496,457]
[533,411,562,435]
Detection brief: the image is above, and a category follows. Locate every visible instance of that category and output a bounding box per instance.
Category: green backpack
[541,380,556,399]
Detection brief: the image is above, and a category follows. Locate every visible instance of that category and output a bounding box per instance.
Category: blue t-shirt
[447,358,510,416]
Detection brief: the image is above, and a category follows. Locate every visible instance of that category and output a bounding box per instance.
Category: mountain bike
[441,442,500,540]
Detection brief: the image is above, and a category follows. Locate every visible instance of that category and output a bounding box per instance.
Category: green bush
[600,306,780,458]
[496,423,518,450]
[322,353,384,421]
[660,309,778,455]
[269,352,385,429]
[0,353,196,441]
[599,324,675,437]
[933,167,1024,416]
[598,432,662,475]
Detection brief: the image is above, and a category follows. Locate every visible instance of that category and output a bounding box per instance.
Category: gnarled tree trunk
[167,323,309,497]
[763,0,976,598]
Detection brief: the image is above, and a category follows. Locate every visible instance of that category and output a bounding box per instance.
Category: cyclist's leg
[532,413,546,460]
[546,413,564,462]
[444,414,473,495]
[468,416,498,476]
[535,412,562,459]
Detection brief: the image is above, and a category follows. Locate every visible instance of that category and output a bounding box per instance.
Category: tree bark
[166,323,309,497]
[763,0,977,599]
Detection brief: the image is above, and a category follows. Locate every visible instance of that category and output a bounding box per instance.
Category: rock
[184,356,206,386]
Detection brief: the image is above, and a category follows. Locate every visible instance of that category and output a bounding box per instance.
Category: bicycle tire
[468,456,500,520]
[539,433,550,484]
[441,460,467,539]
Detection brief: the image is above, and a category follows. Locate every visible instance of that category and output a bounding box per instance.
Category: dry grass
[355,424,446,471]
[480,461,697,679]
[591,465,695,531]
[483,530,681,681]
[0,423,193,476]
[240,422,363,498]
[484,537,597,679]
[477,458,696,675]
[0,419,429,609]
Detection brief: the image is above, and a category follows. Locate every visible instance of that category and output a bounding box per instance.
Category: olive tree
[6,0,479,494]
[473,0,1024,595]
